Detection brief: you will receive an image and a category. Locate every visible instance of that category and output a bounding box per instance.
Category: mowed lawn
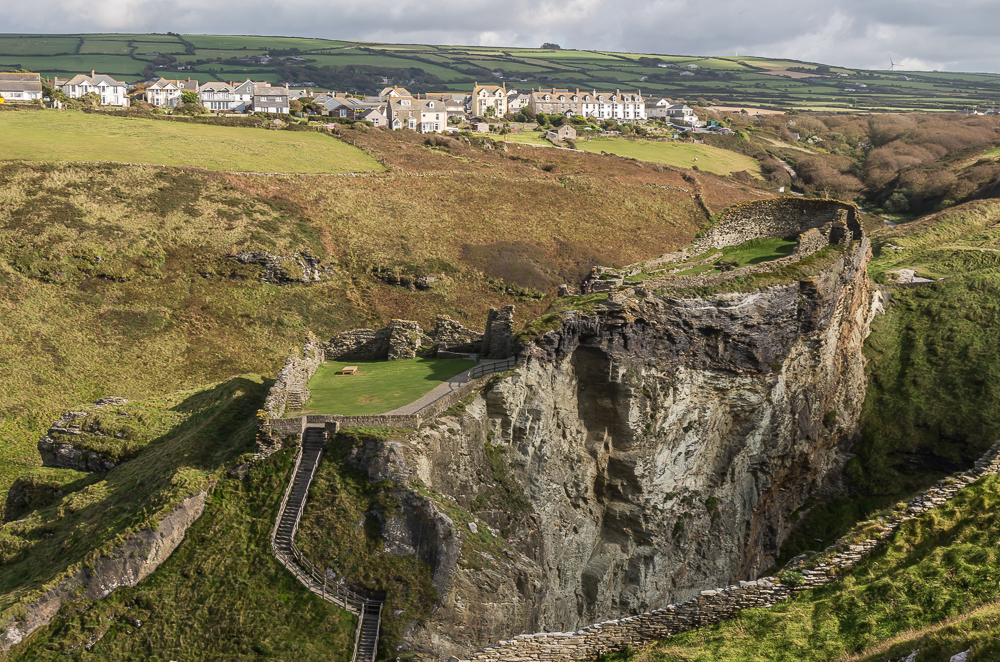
[574,137,763,177]
[0,111,383,173]
[304,358,477,415]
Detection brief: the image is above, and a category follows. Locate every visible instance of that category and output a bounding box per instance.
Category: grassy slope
[0,118,773,654]
[296,429,436,657]
[11,449,358,661]
[304,358,476,415]
[573,138,764,177]
[0,376,261,619]
[0,112,382,173]
[626,473,1000,662]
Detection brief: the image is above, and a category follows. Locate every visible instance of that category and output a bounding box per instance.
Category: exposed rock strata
[335,233,877,659]
[37,397,130,473]
[228,250,329,283]
[0,491,206,652]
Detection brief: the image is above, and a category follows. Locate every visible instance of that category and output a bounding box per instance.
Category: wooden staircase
[270,424,384,661]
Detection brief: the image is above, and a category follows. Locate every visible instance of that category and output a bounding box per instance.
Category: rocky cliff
[320,203,879,659]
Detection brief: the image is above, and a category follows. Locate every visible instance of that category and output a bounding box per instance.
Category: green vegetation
[12,449,358,661]
[574,138,763,177]
[303,358,476,415]
[2,33,1000,110]
[0,111,382,173]
[296,429,437,657]
[614,473,1000,662]
[0,376,262,623]
[855,274,1000,493]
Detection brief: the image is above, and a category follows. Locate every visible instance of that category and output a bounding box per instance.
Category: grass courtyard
[0,111,383,173]
[303,358,477,415]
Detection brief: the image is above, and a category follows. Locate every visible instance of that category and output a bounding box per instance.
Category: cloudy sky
[7,0,1000,73]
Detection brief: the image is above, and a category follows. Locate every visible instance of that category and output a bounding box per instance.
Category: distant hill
[1,32,1000,112]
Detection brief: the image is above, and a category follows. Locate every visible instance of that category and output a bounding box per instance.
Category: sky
[6,0,1000,73]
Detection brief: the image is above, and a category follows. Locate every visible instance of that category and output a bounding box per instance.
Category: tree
[484,106,496,118]
[541,43,561,50]
[181,90,198,105]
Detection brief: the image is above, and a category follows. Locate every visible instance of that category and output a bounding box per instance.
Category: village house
[528,87,646,122]
[546,124,577,141]
[644,97,673,119]
[253,85,290,114]
[378,86,412,102]
[198,82,236,111]
[55,71,129,106]
[0,72,43,103]
[232,79,263,112]
[664,103,697,124]
[472,82,508,117]
[387,97,446,133]
[322,96,386,124]
[145,77,199,107]
[424,93,467,118]
[507,91,531,112]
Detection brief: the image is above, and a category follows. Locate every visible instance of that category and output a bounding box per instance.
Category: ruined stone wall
[434,316,483,354]
[481,306,515,359]
[699,197,860,249]
[461,441,1000,662]
[325,320,428,362]
[258,335,324,457]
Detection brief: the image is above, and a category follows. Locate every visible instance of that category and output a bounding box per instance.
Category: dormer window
[544,95,550,101]
[572,96,578,101]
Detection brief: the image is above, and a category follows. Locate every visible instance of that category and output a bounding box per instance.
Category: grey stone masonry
[324,320,431,362]
[433,315,484,354]
[460,440,1000,662]
[258,335,325,457]
[699,197,861,250]
[481,305,515,359]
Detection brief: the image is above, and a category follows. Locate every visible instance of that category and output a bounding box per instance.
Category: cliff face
[342,235,877,658]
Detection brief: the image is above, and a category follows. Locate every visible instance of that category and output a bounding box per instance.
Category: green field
[1,33,999,110]
[304,358,477,415]
[575,137,764,177]
[0,111,383,173]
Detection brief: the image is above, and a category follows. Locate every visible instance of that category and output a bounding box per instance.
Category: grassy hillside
[0,111,382,173]
[0,116,773,654]
[10,449,359,661]
[616,472,1000,662]
[0,377,264,629]
[1,33,999,111]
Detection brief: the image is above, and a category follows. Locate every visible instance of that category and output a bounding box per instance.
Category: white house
[387,98,446,133]
[0,72,43,103]
[665,104,697,125]
[145,78,199,107]
[56,71,130,106]
[528,88,646,122]
[198,82,235,111]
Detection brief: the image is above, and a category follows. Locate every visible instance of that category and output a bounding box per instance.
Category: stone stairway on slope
[270,425,384,662]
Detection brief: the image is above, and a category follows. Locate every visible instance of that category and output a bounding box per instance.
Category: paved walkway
[384,359,506,416]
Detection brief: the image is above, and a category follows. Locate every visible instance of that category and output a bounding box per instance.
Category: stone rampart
[258,335,324,457]
[699,197,861,249]
[460,440,1000,662]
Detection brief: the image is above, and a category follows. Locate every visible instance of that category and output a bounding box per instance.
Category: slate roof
[0,72,42,93]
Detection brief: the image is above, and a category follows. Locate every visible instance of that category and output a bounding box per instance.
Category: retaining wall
[460,440,1000,662]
